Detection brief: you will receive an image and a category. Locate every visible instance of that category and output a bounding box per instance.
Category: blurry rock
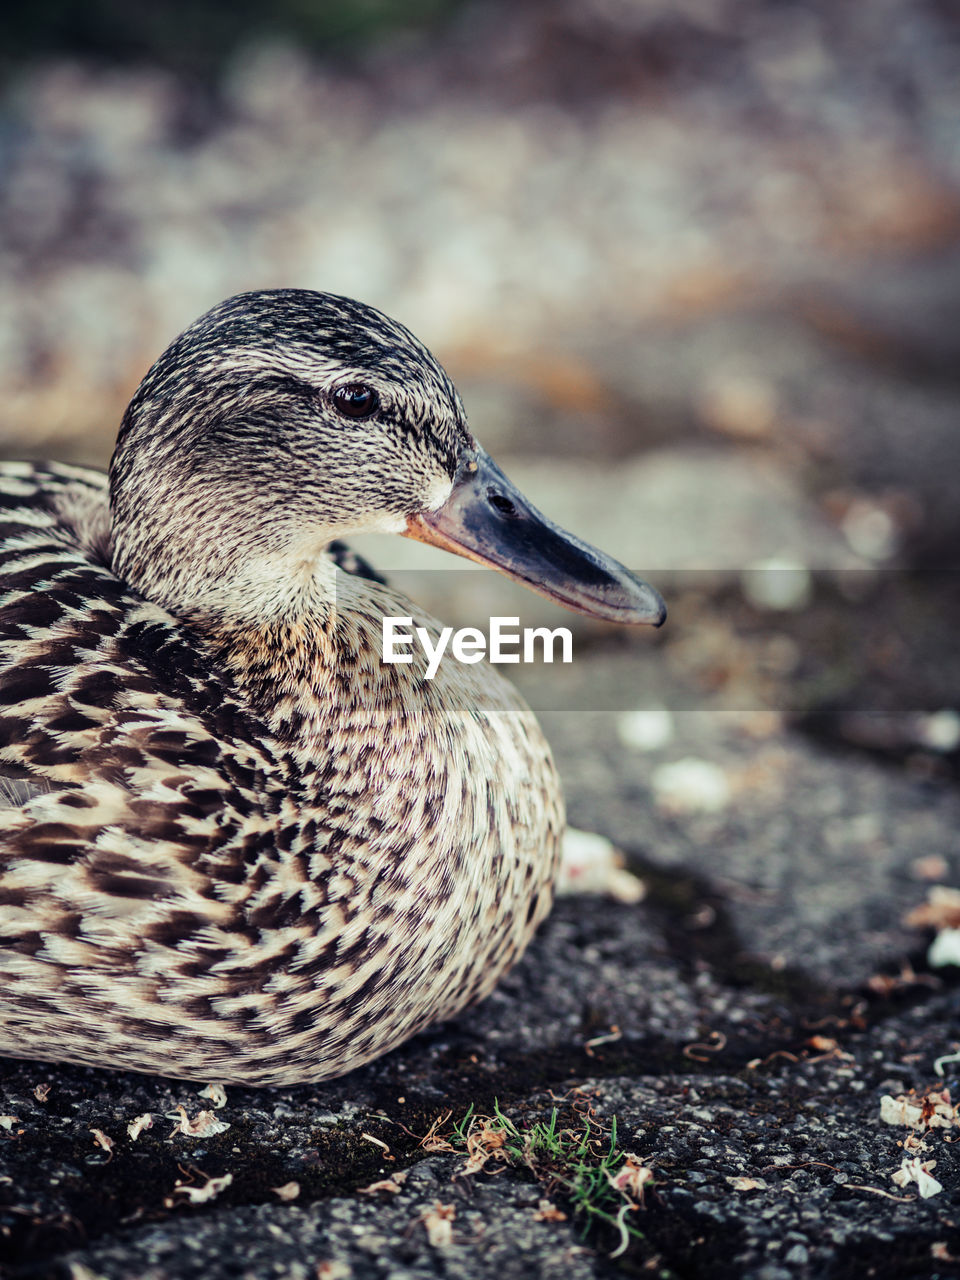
[696,371,778,440]
[650,757,732,814]
[616,708,674,751]
[740,558,812,611]
[911,855,949,882]
[916,710,960,754]
[840,500,900,562]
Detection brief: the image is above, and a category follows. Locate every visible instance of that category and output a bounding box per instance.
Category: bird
[0,289,664,1086]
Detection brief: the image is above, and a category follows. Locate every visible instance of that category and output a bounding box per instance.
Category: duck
[0,289,664,1087]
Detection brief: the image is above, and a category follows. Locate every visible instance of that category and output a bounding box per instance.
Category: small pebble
[915,709,960,753]
[651,758,732,814]
[616,708,674,752]
[841,501,899,561]
[741,559,812,611]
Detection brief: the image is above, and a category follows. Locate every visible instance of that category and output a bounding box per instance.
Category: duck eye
[332,384,379,419]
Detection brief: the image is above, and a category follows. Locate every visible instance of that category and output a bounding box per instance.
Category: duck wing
[0,464,289,1053]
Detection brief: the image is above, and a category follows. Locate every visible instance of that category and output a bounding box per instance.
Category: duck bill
[404,448,666,626]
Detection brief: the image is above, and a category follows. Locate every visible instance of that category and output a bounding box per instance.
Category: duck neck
[156,551,350,744]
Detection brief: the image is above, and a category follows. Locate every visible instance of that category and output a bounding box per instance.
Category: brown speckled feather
[0,459,563,1085]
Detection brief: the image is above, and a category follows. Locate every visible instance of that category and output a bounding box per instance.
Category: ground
[1,690,958,1279]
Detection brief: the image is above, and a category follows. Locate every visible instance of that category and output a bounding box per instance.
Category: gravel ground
[1,701,959,1280]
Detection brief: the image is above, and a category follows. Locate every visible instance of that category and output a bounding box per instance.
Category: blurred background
[1,0,959,773]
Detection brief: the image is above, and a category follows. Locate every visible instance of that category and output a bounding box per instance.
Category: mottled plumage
[0,290,661,1086]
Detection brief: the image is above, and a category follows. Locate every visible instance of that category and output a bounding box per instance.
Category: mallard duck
[0,290,664,1086]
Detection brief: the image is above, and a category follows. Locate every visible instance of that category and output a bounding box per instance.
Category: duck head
[110,289,664,630]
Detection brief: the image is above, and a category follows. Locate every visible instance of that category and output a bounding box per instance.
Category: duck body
[0,291,662,1086]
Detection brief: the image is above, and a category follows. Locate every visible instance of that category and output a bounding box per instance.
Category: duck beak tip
[404,449,666,629]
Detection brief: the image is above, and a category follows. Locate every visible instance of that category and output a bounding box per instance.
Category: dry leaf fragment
[419,1111,454,1153]
[683,1031,727,1062]
[198,1083,228,1110]
[904,886,960,930]
[170,1171,233,1205]
[533,1198,567,1222]
[460,1121,509,1176]
[359,1132,393,1159]
[726,1176,768,1191]
[556,829,646,902]
[606,1155,654,1203]
[127,1113,153,1141]
[90,1129,114,1155]
[934,1048,960,1078]
[421,1202,456,1248]
[33,1084,51,1102]
[359,1172,408,1195]
[904,887,960,968]
[315,1263,351,1280]
[0,1116,21,1133]
[911,855,949,881]
[167,1106,231,1138]
[928,928,960,968]
[891,1157,942,1199]
[867,962,939,997]
[919,1088,959,1128]
[584,1026,623,1055]
[271,1181,300,1201]
[880,1090,959,1132]
[880,1094,925,1128]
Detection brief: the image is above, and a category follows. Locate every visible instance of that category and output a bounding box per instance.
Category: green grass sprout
[439,1099,652,1256]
